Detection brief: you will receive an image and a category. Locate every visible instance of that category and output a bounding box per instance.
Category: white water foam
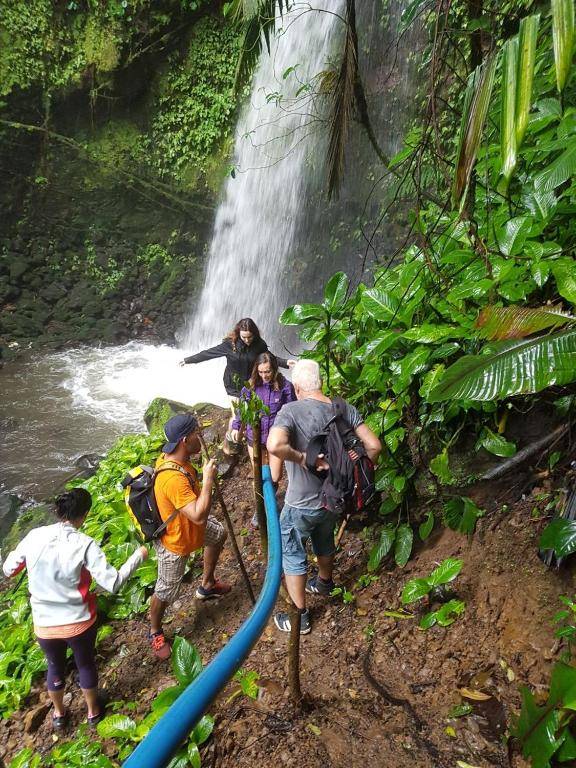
[53,342,228,427]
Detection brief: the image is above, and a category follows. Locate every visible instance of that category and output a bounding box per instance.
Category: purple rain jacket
[231,378,296,446]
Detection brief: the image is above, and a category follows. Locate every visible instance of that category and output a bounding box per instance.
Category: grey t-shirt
[273,398,363,509]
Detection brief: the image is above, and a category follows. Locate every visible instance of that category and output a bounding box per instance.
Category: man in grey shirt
[267,359,381,633]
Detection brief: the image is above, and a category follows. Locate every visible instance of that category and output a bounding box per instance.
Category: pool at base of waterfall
[0,342,227,499]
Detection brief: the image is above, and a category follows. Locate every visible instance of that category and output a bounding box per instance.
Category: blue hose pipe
[123,465,282,768]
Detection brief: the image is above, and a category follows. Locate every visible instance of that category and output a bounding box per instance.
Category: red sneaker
[195,580,232,600]
[149,630,171,660]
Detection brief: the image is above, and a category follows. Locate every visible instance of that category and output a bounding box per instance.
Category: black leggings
[37,622,98,691]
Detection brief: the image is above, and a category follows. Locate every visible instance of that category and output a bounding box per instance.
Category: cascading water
[183,0,421,354]
[183,0,345,351]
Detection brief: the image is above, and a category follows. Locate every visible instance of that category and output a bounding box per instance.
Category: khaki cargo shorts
[153,516,226,603]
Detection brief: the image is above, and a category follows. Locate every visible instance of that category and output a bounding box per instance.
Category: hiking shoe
[273,609,311,634]
[52,711,69,730]
[306,575,335,596]
[149,630,171,660]
[195,579,232,600]
[87,693,109,728]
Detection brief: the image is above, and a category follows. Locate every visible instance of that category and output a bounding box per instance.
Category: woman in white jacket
[3,488,147,729]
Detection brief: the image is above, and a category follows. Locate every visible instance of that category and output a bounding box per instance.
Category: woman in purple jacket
[230,352,295,484]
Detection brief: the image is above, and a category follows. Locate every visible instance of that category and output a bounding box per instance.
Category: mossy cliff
[0,1,242,359]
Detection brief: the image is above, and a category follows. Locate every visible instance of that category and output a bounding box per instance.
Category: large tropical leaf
[476,305,576,340]
[500,37,518,189]
[533,135,576,192]
[361,287,400,321]
[427,328,576,402]
[323,272,349,312]
[516,14,540,146]
[452,52,499,208]
[279,303,325,325]
[552,0,575,93]
[551,258,576,304]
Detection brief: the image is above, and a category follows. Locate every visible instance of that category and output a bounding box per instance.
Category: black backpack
[305,397,375,516]
[121,461,195,542]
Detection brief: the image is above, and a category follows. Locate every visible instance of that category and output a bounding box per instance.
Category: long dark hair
[54,488,92,522]
[249,352,284,391]
[226,318,261,351]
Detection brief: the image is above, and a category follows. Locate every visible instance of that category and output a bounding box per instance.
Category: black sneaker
[306,575,335,596]
[273,609,311,634]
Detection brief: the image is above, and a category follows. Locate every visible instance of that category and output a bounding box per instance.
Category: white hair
[292,359,322,392]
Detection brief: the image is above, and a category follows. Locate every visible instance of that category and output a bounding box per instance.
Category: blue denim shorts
[280,504,338,576]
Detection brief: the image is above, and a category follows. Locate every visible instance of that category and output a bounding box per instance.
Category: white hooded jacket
[2,522,144,627]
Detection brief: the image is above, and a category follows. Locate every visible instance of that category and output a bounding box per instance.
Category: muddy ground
[1,411,575,768]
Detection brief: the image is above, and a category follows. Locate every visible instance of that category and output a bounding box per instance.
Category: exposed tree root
[362,643,448,768]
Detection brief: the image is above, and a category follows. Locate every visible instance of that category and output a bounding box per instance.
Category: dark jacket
[183,337,288,396]
[231,378,296,445]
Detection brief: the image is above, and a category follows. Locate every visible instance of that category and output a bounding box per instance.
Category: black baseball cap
[163,413,199,453]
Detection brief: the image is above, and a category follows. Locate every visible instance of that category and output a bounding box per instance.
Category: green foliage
[281,0,576,568]
[230,668,260,700]
[0,1,216,99]
[514,662,576,768]
[442,497,484,535]
[401,558,463,605]
[146,16,242,184]
[0,430,163,718]
[552,0,575,93]
[540,518,576,558]
[368,524,411,572]
[554,595,576,660]
[8,638,210,766]
[419,598,465,630]
[235,389,270,429]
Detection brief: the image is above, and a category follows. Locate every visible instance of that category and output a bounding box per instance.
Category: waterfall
[183,1,345,351]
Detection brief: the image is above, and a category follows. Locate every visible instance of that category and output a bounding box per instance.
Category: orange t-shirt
[154,456,204,556]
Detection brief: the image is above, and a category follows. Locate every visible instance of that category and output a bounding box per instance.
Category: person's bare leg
[201,543,222,589]
[317,554,335,582]
[47,687,66,718]
[150,594,168,634]
[284,573,307,610]
[81,687,100,718]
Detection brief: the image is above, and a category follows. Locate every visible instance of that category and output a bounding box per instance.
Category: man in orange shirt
[149,413,231,660]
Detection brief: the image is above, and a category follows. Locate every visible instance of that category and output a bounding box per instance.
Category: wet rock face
[0,149,215,357]
[0,492,23,543]
[73,453,104,479]
[144,397,237,478]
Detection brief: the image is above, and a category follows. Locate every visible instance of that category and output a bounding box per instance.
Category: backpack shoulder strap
[151,461,198,535]
[155,461,197,485]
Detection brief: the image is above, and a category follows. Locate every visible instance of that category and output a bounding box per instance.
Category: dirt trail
[1,413,574,767]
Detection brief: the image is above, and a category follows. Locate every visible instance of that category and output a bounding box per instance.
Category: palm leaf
[552,0,575,93]
[500,37,518,190]
[327,0,358,199]
[476,305,576,340]
[533,135,576,191]
[452,52,499,209]
[516,14,540,147]
[427,328,576,402]
[234,0,285,92]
